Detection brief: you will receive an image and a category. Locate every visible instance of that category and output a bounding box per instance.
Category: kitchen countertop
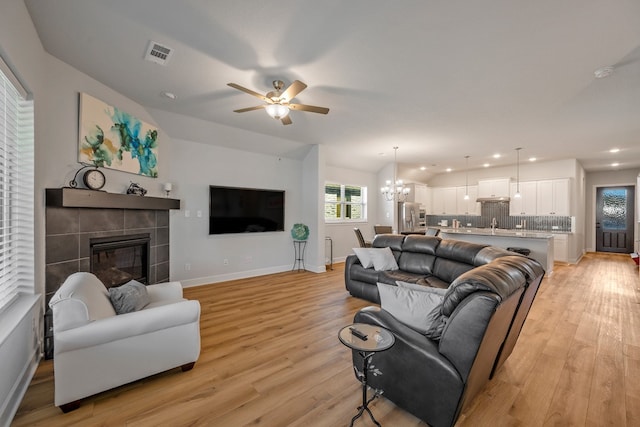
[439,228,555,239]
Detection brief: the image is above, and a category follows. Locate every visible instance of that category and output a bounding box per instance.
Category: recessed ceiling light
[446,168,452,172]
[609,148,620,153]
[483,163,490,168]
[378,152,386,156]
[419,166,426,171]
[594,66,614,79]
[492,154,501,159]
[161,91,176,99]
[528,157,537,162]
[611,162,620,167]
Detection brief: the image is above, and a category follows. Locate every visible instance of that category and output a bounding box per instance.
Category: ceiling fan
[227,80,329,125]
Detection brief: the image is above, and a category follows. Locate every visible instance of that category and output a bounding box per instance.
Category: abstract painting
[79,93,159,177]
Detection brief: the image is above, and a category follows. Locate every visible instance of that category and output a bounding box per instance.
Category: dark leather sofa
[344,234,545,427]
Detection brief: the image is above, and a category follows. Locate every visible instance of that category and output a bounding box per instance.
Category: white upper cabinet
[404,183,428,205]
[431,187,457,215]
[456,186,480,215]
[478,178,511,198]
[510,181,537,216]
[536,179,570,216]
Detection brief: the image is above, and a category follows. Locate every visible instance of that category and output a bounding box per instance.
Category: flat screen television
[209,185,285,235]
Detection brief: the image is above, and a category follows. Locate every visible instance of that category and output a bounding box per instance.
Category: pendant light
[514,147,522,199]
[463,155,470,200]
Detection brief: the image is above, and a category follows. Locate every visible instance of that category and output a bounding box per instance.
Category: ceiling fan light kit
[265,103,289,119]
[228,79,329,125]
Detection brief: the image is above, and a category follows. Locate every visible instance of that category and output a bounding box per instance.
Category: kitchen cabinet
[404,183,428,204]
[478,178,511,199]
[553,234,568,262]
[536,179,570,216]
[421,186,432,214]
[456,185,480,215]
[509,181,537,215]
[431,187,457,215]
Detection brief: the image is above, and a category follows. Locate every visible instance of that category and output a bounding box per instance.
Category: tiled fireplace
[44,188,180,358]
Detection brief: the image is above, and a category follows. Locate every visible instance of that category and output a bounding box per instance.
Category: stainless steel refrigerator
[397,202,419,233]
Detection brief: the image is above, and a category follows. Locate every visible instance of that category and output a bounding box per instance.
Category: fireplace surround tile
[45,260,80,298]
[46,207,80,235]
[125,209,155,229]
[79,208,125,232]
[46,234,80,264]
[46,206,173,304]
[157,244,169,263]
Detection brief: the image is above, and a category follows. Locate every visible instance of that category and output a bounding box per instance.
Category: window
[324,183,367,222]
[0,56,34,312]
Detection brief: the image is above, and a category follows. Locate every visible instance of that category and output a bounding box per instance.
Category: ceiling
[24,0,640,178]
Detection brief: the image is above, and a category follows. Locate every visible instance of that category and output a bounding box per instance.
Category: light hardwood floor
[12,252,640,426]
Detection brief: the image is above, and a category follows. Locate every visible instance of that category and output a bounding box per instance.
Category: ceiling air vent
[144,41,173,65]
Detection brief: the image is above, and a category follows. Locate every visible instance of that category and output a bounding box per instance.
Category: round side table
[339,323,395,426]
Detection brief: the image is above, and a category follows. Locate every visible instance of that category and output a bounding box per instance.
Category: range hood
[476,196,510,202]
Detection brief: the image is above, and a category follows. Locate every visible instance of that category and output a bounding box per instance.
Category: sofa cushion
[377,270,425,286]
[435,239,488,265]
[433,258,476,284]
[417,275,450,289]
[372,234,405,251]
[401,235,440,255]
[371,247,399,271]
[108,280,151,314]
[377,283,444,334]
[396,280,448,295]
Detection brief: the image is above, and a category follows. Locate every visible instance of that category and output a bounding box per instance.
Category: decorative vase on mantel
[291,223,309,241]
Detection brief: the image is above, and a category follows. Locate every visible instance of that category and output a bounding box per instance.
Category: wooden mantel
[46,188,180,210]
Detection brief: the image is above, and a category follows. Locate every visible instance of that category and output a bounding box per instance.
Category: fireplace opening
[90,234,150,288]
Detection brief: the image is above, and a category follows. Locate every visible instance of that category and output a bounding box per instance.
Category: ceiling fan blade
[281,115,292,125]
[280,80,307,102]
[227,83,271,103]
[288,103,330,114]
[233,105,266,113]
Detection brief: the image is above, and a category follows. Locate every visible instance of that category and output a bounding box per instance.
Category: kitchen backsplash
[426,201,572,232]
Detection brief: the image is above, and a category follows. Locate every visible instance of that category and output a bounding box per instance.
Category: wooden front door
[595,186,635,253]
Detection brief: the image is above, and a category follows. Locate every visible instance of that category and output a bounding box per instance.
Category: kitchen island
[439,228,555,275]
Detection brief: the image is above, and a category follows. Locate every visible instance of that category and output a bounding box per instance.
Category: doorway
[595,186,635,253]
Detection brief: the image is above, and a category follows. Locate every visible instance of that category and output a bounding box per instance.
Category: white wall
[325,165,379,263]
[165,139,305,286]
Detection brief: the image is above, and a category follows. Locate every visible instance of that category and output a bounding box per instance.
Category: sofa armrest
[344,254,360,289]
[54,299,200,354]
[147,281,184,302]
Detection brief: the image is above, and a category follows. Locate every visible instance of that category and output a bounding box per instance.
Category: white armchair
[49,272,201,412]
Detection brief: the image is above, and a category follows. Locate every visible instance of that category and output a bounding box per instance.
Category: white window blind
[0,57,34,312]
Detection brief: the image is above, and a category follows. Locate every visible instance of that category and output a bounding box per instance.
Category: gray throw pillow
[352,247,375,268]
[396,280,448,295]
[108,280,150,314]
[370,247,399,271]
[377,282,443,334]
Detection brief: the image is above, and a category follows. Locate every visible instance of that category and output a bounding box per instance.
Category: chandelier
[381,146,410,202]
